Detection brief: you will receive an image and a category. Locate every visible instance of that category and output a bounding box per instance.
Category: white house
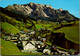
[25,37,29,40]
[42,38,46,42]
[22,41,37,50]
[23,42,37,52]
[35,41,42,44]
[20,34,26,38]
[43,49,51,54]
[11,37,17,40]
[31,31,35,34]
[21,37,30,41]
[24,43,37,50]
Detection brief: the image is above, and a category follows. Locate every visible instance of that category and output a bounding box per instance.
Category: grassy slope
[1,22,19,34]
[35,23,52,30]
[0,12,35,31]
[35,21,62,31]
[1,38,42,55]
[54,21,79,44]
[35,24,43,29]
[0,12,27,31]
[0,12,22,24]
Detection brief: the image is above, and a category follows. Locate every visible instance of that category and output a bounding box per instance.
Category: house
[24,42,37,51]
[28,33,32,35]
[22,41,37,48]
[21,38,25,41]
[22,41,37,53]
[20,34,26,38]
[42,38,46,42]
[35,41,45,46]
[35,41,42,44]
[11,36,18,44]
[19,38,22,41]
[12,41,18,45]
[36,44,47,52]
[3,36,11,40]
[24,31,29,34]
[36,41,46,52]
[21,37,30,41]
[30,31,35,34]
[37,36,41,40]
[11,36,17,40]
[37,43,46,49]
[25,37,30,40]
[43,49,51,54]
[18,41,21,44]
[36,44,43,52]
[19,31,25,34]
[10,33,15,36]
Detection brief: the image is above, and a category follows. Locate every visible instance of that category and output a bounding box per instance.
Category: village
[2,29,80,55]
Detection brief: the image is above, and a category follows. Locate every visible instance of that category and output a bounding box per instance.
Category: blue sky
[0,0,79,18]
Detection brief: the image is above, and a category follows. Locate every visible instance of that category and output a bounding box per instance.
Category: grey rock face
[5,2,78,22]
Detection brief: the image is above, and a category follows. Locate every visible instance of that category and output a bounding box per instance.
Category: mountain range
[5,2,79,22]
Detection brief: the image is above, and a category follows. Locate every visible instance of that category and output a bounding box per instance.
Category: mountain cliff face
[5,2,79,22]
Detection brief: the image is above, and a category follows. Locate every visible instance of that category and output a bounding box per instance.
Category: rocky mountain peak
[5,2,79,22]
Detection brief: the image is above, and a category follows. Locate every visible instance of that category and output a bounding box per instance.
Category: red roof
[24,31,29,32]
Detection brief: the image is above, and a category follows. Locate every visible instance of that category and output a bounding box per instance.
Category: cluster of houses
[2,29,80,55]
[2,29,51,54]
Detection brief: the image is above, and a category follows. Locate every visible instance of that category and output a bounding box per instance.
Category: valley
[0,2,80,55]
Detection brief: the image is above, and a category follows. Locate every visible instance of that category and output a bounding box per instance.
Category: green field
[1,38,42,55]
[35,21,62,31]
[35,24,43,29]
[54,21,79,44]
[35,23,52,29]
[1,22,19,34]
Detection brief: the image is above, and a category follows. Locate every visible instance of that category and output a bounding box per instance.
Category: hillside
[5,2,79,22]
[0,7,36,34]
[1,22,19,34]
[1,38,42,55]
[54,21,79,44]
